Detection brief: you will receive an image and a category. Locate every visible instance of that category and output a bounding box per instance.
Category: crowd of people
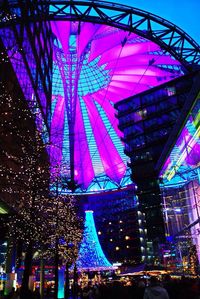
[0,287,41,299]
[1,275,200,299]
[78,275,200,299]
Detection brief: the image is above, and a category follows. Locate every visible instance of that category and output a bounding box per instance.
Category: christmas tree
[76,210,114,271]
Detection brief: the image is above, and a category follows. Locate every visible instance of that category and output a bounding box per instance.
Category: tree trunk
[54,182,59,299]
[21,242,33,298]
[54,237,59,299]
[65,263,70,299]
[73,264,78,299]
[40,254,45,299]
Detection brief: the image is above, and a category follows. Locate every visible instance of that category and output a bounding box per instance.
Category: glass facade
[0,17,53,138]
[160,93,200,272]
[115,72,199,262]
[0,0,200,271]
[81,187,144,264]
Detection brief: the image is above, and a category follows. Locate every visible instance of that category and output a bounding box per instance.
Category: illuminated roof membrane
[50,21,184,192]
[160,97,200,187]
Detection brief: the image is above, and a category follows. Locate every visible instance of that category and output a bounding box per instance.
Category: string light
[0,83,83,276]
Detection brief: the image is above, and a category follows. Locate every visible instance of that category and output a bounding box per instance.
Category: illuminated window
[76,210,113,269]
[136,109,147,121]
[166,86,176,96]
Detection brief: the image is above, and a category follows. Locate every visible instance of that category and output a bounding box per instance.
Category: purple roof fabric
[50,21,184,190]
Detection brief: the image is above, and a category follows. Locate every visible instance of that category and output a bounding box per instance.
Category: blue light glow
[80,97,104,176]
[58,268,65,299]
[76,210,114,271]
[160,97,200,188]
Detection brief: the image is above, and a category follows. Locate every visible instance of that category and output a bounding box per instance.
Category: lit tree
[0,61,83,299]
[45,172,83,299]
[176,230,199,275]
[0,80,51,297]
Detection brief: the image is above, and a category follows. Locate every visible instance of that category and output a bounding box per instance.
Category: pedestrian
[33,288,41,299]
[82,283,94,299]
[143,276,169,299]
[93,284,100,299]
[7,287,15,299]
[136,279,146,299]
[11,288,20,299]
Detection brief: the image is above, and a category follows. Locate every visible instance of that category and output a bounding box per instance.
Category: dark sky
[112,0,200,45]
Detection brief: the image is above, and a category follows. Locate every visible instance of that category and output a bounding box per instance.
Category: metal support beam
[0,1,200,70]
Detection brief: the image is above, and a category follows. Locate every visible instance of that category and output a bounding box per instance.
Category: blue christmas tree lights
[76,210,115,271]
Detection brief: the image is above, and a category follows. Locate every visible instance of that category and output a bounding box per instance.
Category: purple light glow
[50,21,184,191]
[160,101,200,183]
[84,95,126,183]
[84,94,124,143]
[51,21,70,54]
[185,142,200,166]
[74,99,95,188]
[77,22,101,58]
[97,41,161,65]
[50,95,65,172]
[105,54,179,68]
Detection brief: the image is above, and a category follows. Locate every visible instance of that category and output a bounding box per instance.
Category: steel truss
[0,0,200,70]
[0,0,53,131]
[1,0,200,193]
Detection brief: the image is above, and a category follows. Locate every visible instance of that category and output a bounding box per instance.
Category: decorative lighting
[75,211,115,271]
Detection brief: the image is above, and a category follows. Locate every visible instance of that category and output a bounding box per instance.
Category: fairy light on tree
[0,79,51,295]
[0,16,83,299]
[44,167,83,299]
[76,210,114,272]
[0,76,83,299]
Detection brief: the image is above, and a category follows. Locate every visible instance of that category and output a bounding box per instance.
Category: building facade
[115,72,200,263]
[81,187,145,265]
[159,89,200,273]
[0,0,200,281]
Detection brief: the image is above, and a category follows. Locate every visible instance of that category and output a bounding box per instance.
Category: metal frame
[0,0,53,130]
[1,0,200,193]
[0,0,200,70]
